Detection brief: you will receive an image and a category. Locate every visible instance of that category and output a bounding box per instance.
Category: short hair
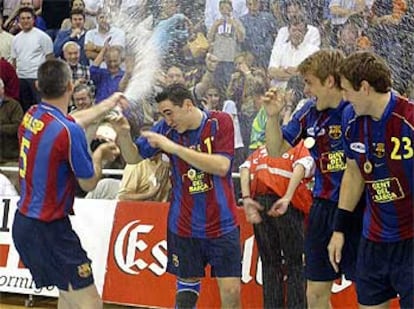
[70,8,85,19]
[18,6,35,17]
[37,59,72,99]
[219,0,233,8]
[154,84,194,107]
[298,49,345,89]
[339,51,392,93]
[73,83,92,96]
[63,41,80,51]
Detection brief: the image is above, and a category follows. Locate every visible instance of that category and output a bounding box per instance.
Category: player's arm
[328,158,365,272]
[264,89,291,157]
[77,142,120,191]
[71,92,128,128]
[240,165,263,223]
[140,131,230,176]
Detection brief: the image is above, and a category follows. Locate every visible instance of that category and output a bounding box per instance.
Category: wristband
[333,208,354,233]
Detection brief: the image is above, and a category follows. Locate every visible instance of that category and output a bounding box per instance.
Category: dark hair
[339,51,392,93]
[37,59,72,99]
[154,84,194,107]
[70,8,85,19]
[18,6,36,17]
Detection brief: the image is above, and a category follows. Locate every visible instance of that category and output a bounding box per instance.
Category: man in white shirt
[272,2,321,50]
[11,7,53,111]
[84,8,126,65]
[268,16,319,89]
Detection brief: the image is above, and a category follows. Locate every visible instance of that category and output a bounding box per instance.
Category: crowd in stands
[0,0,413,199]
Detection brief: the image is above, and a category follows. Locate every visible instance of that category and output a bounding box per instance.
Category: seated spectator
[0,172,19,196]
[272,1,321,49]
[84,8,126,63]
[61,0,95,30]
[118,153,171,202]
[0,13,14,62]
[0,58,20,101]
[268,16,319,89]
[90,45,125,103]
[0,78,24,164]
[62,42,93,90]
[54,9,89,65]
[3,0,47,35]
[70,84,99,145]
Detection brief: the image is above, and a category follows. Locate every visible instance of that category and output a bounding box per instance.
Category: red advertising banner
[102,201,400,308]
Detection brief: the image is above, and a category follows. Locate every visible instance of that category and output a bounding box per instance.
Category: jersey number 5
[390,137,413,160]
[19,137,31,177]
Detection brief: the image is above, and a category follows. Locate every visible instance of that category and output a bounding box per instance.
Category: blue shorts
[12,211,94,291]
[356,237,413,307]
[166,227,241,278]
[305,198,363,281]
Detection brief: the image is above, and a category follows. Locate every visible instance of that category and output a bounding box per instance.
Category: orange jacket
[243,141,314,214]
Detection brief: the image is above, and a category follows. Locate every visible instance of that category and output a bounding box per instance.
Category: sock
[175,279,200,309]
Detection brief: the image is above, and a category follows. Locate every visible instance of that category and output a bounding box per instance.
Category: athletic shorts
[305,198,363,281]
[356,237,413,307]
[166,227,241,278]
[12,211,94,291]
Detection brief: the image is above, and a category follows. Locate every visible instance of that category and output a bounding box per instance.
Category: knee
[306,285,331,309]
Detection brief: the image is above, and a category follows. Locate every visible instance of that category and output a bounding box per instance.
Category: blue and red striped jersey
[342,93,413,242]
[282,99,349,202]
[136,110,239,238]
[17,103,94,221]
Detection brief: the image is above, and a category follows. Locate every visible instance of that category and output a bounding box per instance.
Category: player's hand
[140,131,179,154]
[268,197,290,217]
[243,197,264,224]
[95,141,120,163]
[263,88,285,117]
[327,231,345,273]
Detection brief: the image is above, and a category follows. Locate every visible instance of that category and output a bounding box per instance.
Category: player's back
[17,103,79,222]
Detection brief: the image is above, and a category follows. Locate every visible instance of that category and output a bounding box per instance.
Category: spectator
[205,0,248,30]
[118,153,172,202]
[272,1,321,49]
[3,0,47,35]
[0,78,24,164]
[54,9,89,66]
[240,0,278,68]
[61,0,96,30]
[0,13,14,62]
[11,7,54,112]
[90,45,125,102]
[0,58,20,101]
[2,0,20,20]
[208,0,246,93]
[84,8,126,63]
[62,42,93,91]
[268,16,319,89]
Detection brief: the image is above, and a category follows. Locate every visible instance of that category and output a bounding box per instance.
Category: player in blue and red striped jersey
[12,59,126,308]
[112,84,240,308]
[329,51,413,308]
[263,49,363,308]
